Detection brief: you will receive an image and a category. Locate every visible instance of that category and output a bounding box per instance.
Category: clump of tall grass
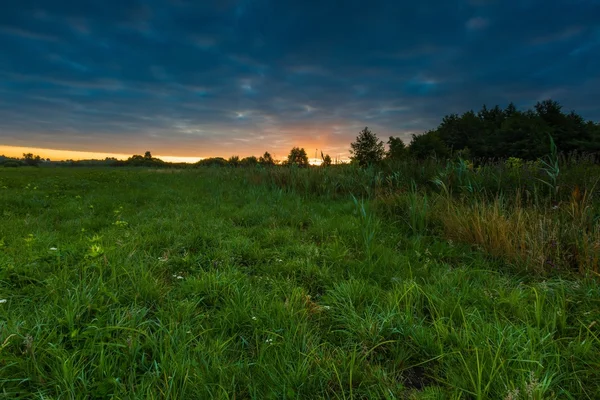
[432,185,599,275]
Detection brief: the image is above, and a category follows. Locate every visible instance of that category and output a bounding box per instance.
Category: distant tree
[144,151,152,159]
[504,102,517,117]
[350,127,385,167]
[386,136,406,160]
[228,155,240,167]
[195,157,228,167]
[258,151,275,166]
[22,153,42,167]
[286,147,309,167]
[240,156,258,167]
[408,131,449,160]
[496,110,548,159]
[321,151,332,167]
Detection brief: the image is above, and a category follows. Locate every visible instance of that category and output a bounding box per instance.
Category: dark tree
[22,153,42,166]
[321,151,332,166]
[408,131,449,160]
[228,155,240,167]
[196,157,228,167]
[144,151,152,159]
[240,156,258,167]
[286,147,309,167]
[386,136,406,160]
[259,151,275,166]
[350,127,385,167]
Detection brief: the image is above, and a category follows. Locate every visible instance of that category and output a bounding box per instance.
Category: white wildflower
[252,316,257,320]
[0,299,7,304]
[49,247,58,251]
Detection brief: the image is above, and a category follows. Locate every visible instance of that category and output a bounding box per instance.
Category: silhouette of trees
[350,127,385,167]
[240,156,258,167]
[195,157,228,167]
[22,153,42,166]
[120,153,165,167]
[228,155,240,167]
[259,151,275,166]
[408,131,449,160]
[405,100,600,160]
[386,136,406,160]
[286,147,309,167]
[321,151,332,166]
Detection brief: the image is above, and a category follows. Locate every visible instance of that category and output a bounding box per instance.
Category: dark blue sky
[1,0,599,158]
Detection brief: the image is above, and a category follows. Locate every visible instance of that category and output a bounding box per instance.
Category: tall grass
[1,164,599,398]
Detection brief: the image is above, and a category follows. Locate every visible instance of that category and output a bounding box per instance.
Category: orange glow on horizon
[0,145,348,164]
[0,145,203,163]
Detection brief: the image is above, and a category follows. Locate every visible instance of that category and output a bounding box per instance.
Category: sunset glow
[0,145,200,163]
[1,1,598,159]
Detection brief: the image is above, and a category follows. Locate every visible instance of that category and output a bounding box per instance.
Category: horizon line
[0,145,347,165]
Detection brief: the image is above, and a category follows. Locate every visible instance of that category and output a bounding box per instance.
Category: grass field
[1,167,599,399]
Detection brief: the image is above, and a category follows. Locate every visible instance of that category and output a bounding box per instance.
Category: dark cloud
[0,0,599,157]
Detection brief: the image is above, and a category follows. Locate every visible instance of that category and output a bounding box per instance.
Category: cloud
[0,26,59,41]
[466,16,489,30]
[0,0,599,158]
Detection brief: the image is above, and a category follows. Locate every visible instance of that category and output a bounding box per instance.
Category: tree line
[350,99,600,167]
[3,99,598,169]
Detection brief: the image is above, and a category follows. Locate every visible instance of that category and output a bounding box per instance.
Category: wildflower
[265,338,273,344]
[322,305,331,310]
[525,371,539,398]
[171,274,184,279]
[252,316,257,320]
[277,259,283,262]
[0,299,7,304]
[158,257,168,262]
[504,388,520,400]
[49,247,58,251]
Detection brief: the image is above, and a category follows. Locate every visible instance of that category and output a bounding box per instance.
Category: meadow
[1,162,599,399]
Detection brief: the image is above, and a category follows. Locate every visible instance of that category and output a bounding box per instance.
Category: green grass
[1,167,599,399]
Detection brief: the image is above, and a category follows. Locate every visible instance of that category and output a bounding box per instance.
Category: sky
[1,0,599,162]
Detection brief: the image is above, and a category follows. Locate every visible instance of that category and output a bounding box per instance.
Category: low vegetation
[1,156,599,398]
